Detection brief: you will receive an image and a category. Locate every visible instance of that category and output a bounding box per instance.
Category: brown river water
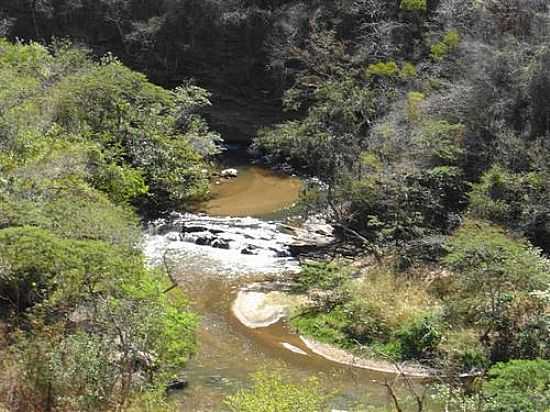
[144,154,433,411]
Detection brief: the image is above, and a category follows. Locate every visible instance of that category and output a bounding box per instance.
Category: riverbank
[300,337,437,378]
[230,288,439,378]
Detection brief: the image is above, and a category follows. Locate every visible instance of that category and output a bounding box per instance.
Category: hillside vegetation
[0,39,219,411]
[1,0,549,411]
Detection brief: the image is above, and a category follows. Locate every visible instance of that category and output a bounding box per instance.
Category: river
[143,151,426,411]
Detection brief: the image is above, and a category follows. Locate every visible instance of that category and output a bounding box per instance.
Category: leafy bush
[443,220,550,361]
[292,264,442,359]
[346,166,466,246]
[291,307,355,348]
[0,39,201,410]
[469,166,550,251]
[430,31,461,61]
[293,261,352,293]
[396,313,442,360]
[439,329,489,372]
[0,40,219,205]
[366,61,400,78]
[0,225,198,410]
[225,370,328,412]
[400,62,417,79]
[482,360,550,412]
[407,91,426,123]
[400,0,427,12]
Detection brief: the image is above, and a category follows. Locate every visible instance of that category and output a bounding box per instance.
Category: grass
[290,262,444,362]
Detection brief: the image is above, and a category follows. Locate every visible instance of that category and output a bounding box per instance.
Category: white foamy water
[143,213,300,275]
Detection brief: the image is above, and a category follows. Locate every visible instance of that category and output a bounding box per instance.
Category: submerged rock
[196,234,214,246]
[232,288,309,328]
[144,213,300,275]
[232,290,290,328]
[241,244,259,255]
[144,213,338,276]
[206,375,231,386]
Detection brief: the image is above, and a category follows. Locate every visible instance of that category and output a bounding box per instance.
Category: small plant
[400,0,427,12]
[396,313,442,360]
[366,60,400,78]
[400,62,417,79]
[407,91,426,123]
[431,30,461,61]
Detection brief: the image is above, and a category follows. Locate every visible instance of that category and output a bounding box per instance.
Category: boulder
[166,377,189,391]
[269,247,290,258]
[182,225,209,233]
[196,235,214,246]
[220,168,239,178]
[211,238,231,249]
[241,244,260,255]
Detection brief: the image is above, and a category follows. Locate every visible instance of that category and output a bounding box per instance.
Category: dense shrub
[469,166,550,251]
[443,220,550,361]
[225,370,328,412]
[0,39,201,411]
[396,313,442,360]
[482,360,550,412]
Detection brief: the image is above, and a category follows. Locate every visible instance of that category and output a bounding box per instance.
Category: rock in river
[166,377,189,391]
[220,168,238,178]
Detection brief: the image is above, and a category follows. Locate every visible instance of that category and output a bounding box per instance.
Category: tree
[443,220,550,361]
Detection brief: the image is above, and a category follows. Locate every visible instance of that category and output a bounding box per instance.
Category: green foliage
[0,226,198,410]
[366,61,399,78]
[225,370,328,412]
[345,166,467,246]
[92,163,148,203]
[413,120,464,167]
[291,307,355,349]
[443,31,461,49]
[0,39,219,205]
[439,329,489,372]
[292,263,442,361]
[0,39,201,410]
[396,313,442,360]
[254,75,374,177]
[407,91,425,123]
[430,31,461,61]
[444,220,550,361]
[2,0,550,405]
[482,360,550,412]
[469,165,550,250]
[49,58,217,202]
[400,62,417,79]
[293,261,351,293]
[400,0,427,12]
[0,178,140,247]
[444,221,549,295]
